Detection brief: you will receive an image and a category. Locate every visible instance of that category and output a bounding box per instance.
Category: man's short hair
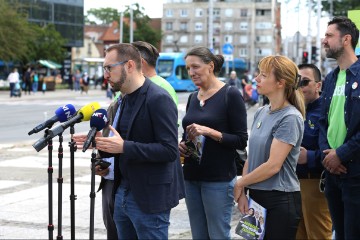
[298,63,322,82]
[131,41,159,67]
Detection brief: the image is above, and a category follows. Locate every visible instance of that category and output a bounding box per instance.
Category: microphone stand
[56,134,63,240]
[46,131,54,240]
[89,139,97,240]
[68,125,77,240]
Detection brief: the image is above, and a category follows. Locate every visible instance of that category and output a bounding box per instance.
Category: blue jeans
[185,178,236,239]
[113,185,170,239]
[325,173,360,239]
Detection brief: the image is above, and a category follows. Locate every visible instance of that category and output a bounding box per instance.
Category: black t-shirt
[182,84,248,181]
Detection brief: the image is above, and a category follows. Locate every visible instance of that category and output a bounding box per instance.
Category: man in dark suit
[94,43,185,239]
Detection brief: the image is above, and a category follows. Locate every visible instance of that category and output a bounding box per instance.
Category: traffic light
[302,51,309,64]
[311,46,318,64]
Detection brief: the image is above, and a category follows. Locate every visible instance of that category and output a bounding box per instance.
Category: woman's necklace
[198,88,214,107]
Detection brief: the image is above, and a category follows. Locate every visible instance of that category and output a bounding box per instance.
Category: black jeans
[249,189,302,240]
[325,173,360,240]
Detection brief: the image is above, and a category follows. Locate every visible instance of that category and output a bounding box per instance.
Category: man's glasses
[103,60,128,73]
[299,79,313,87]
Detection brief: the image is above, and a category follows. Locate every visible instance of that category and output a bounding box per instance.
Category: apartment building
[162,0,281,72]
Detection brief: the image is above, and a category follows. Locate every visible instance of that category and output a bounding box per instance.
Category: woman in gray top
[234,55,305,239]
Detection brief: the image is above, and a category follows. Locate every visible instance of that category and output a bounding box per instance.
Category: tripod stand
[56,134,64,240]
[68,125,77,239]
[46,135,54,240]
[89,140,97,240]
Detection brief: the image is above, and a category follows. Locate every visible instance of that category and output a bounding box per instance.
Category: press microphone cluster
[82,109,108,152]
[28,104,76,135]
[32,102,101,152]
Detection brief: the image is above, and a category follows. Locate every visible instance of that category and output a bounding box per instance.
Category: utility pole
[119,11,123,43]
[316,0,322,69]
[130,6,133,43]
[208,0,214,51]
[306,0,312,64]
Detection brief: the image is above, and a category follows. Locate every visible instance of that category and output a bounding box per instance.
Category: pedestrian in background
[23,67,32,95]
[73,69,82,92]
[234,55,305,239]
[319,16,360,239]
[7,68,20,97]
[131,41,178,105]
[32,70,39,93]
[179,46,248,239]
[295,63,332,240]
[227,70,242,92]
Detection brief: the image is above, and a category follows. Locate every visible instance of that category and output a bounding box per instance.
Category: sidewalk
[0,88,243,239]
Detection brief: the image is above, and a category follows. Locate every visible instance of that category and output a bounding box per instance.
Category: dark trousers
[325,173,360,240]
[250,189,302,240]
[102,179,118,240]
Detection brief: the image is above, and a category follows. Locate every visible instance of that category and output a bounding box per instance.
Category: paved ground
[0,88,243,239]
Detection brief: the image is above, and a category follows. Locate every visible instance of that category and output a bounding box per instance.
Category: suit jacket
[101,78,185,214]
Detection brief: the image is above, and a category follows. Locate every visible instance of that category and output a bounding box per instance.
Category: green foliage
[85,7,120,25]
[322,0,360,17]
[84,4,162,47]
[0,1,67,65]
[0,1,35,62]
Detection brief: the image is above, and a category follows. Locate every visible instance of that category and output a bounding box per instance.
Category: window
[256,35,272,43]
[224,35,233,43]
[256,9,271,16]
[256,48,272,56]
[180,9,188,17]
[240,22,248,31]
[213,8,220,16]
[165,35,174,44]
[166,22,173,31]
[195,22,203,31]
[194,35,203,44]
[256,22,272,29]
[180,22,188,31]
[239,36,248,44]
[225,22,233,31]
[176,65,189,80]
[195,8,203,17]
[225,9,233,17]
[166,9,173,17]
[239,48,248,57]
[179,35,188,43]
[240,9,248,17]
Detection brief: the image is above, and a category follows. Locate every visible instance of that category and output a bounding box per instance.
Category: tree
[85,4,162,48]
[28,24,67,64]
[322,0,360,17]
[0,1,35,62]
[0,1,67,65]
[85,7,120,25]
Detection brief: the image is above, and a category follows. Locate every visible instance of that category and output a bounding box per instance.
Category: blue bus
[156,52,247,91]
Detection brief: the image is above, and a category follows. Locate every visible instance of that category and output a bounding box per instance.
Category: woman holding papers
[234,55,305,239]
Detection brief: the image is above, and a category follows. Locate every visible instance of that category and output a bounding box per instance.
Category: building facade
[162,0,281,73]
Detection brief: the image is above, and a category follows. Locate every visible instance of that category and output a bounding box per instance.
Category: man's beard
[112,67,127,92]
[325,45,344,59]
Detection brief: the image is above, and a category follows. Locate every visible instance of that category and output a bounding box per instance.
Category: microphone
[32,102,101,152]
[28,104,76,135]
[82,109,108,152]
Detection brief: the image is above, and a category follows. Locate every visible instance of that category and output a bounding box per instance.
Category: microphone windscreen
[78,102,101,121]
[90,109,108,131]
[55,104,76,122]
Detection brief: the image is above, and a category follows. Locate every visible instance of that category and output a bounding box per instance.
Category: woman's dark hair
[185,46,224,74]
